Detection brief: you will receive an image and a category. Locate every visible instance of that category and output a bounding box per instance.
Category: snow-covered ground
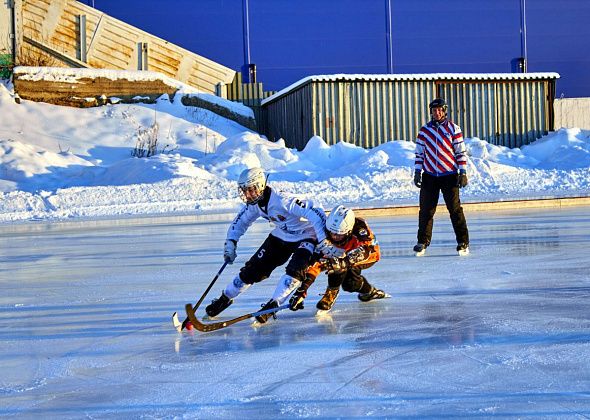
[1,207,589,418]
[1,78,589,224]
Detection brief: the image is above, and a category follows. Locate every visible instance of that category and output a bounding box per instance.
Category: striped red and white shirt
[414,119,467,176]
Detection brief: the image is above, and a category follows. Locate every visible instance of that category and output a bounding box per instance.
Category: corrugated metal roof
[262,72,561,105]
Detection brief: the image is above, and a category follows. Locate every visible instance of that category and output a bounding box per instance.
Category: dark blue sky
[87,0,590,97]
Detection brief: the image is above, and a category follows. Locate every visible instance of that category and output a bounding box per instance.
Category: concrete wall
[554,98,590,130]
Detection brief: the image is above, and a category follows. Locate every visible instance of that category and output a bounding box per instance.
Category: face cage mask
[238,184,264,205]
[327,230,350,246]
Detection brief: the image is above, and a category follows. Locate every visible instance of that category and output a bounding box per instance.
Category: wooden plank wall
[554,97,590,130]
[19,0,236,95]
[13,67,180,107]
[225,72,276,107]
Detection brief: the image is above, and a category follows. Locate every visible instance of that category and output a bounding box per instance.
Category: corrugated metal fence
[439,80,553,148]
[261,74,558,150]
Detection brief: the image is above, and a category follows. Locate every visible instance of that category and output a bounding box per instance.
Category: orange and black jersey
[307,217,380,279]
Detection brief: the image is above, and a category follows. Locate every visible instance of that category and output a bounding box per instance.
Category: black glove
[223,239,237,263]
[457,169,468,188]
[413,170,422,188]
[325,257,350,274]
[346,247,366,265]
[289,286,308,311]
[316,238,345,258]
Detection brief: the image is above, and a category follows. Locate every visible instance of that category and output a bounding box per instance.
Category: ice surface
[1,207,590,418]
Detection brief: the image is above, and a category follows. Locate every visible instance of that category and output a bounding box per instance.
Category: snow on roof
[261,72,561,105]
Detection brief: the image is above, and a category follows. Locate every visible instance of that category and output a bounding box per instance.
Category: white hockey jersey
[226,188,327,244]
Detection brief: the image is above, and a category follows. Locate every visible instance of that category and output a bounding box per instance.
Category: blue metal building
[86,0,590,98]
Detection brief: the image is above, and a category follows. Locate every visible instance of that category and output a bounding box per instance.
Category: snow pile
[0,79,589,223]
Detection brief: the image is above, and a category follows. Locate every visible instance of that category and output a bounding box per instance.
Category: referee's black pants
[417,172,469,246]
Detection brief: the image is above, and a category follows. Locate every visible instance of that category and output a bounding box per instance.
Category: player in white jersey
[204,167,342,324]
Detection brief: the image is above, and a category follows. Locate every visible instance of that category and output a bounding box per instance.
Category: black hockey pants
[327,267,373,294]
[417,172,469,246]
[239,234,315,284]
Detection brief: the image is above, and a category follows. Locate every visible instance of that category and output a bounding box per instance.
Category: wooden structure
[15,0,236,95]
[12,66,257,129]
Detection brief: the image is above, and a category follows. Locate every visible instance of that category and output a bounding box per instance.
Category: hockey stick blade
[174,261,228,332]
[185,303,289,333]
[172,312,182,332]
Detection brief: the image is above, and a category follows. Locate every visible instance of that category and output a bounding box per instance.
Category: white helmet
[326,205,355,243]
[238,167,267,204]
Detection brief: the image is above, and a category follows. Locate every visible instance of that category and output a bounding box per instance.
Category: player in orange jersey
[289,205,387,313]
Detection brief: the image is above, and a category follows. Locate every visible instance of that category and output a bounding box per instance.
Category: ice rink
[1,206,590,419]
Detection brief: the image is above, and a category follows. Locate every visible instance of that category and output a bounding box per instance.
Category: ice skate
[358,286,389,302]
[316,286,340,314]
[456,242,470,256]
[205,293,233,318]
[413,243,427,257]
[255,299,279,324]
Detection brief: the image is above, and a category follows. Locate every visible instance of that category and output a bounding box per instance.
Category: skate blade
[251,319,271,328]
[315,309,333,317]
[315,310,334,325]
[414,250,426,257]
[360,293,392,303]
[458,249,470,256]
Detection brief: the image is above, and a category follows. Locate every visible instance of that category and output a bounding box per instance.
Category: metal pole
[242,0,252,82]
[385,0,393,73]
[519,0,528,72]
[9,0,17,64]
